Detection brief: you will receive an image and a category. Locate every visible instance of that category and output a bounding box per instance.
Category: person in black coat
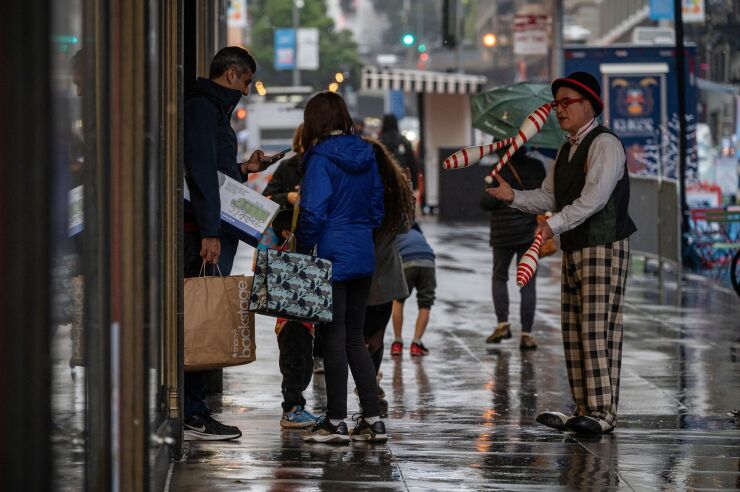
[480,147,546,350]
[379,114,420,190]
[263,123,303,211]
[183,46,279,442]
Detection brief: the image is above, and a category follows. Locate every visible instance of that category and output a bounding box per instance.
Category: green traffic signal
[402,33,415,46]
[417,44,426,53]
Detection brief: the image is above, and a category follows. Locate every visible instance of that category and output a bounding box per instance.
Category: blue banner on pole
[649,0,674,20]
[389,89,405,121]
[274,28,296,70]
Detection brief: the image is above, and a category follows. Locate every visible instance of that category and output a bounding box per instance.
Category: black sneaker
[184,413,242,441]
[350,415,388,442]
[302,416,350,444]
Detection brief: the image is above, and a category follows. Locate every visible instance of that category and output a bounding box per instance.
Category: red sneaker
[410,341,429,356]
[390,341,403,356]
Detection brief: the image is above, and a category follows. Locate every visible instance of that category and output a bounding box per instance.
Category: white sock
[329,418,343,426]
[365,416,380,424]
[412,338,422,344]
[394,337,402,343]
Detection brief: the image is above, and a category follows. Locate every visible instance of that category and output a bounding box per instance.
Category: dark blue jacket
[396,223,435,263]
[184,77,245,238]
[297,135,384,282]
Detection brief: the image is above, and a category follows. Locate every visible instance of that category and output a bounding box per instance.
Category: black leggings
[322,277,380,419]
[363,302,393,375]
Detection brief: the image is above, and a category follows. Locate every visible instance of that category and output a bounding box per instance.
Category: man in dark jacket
[183,46,276,441]
[488,72,637,435]
[379,114,420,189]
[480,148,545,350]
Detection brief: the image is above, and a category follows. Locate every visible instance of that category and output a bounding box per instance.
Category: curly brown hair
[366,138,415,239]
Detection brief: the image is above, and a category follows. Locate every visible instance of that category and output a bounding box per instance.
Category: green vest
[554,125,637,251]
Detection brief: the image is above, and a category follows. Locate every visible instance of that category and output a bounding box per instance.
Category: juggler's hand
[485,174,515,204]
[534,220,554,242]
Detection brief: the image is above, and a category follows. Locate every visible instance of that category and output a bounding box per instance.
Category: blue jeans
[183,231,238,418]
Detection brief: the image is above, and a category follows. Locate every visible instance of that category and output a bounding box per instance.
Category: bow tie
[567,134,579,146]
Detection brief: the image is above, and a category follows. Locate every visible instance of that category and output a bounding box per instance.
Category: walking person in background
[391,223,436,357]
[480,147,546,350]
[183,46,279,441]
[362,139,416,416]
[379,113,420,190]
[488,72,637,434]
[297,92,387,443]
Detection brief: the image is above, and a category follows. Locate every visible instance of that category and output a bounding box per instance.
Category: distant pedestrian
[391,223,436,357]
[379,114,420,190]
[297,92,387,444]
[480,147,546,350]
[362,139,415,416]
[487,72,637,435]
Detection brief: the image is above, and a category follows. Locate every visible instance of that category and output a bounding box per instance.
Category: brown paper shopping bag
[184,274,256,371]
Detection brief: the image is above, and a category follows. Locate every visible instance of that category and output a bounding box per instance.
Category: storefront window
[50,0,87,487]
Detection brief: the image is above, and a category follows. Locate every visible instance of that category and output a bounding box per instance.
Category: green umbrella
[471,82,564,150]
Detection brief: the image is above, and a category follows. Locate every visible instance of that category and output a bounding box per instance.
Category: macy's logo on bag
[233,279,253,359]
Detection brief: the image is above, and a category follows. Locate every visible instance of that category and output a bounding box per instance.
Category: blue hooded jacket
[297,135,384,282]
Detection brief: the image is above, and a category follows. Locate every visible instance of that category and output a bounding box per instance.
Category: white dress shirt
[510,119,625,236]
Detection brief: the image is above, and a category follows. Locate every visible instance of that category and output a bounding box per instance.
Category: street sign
[227,0,247,28]
[649,0,705,23]
[296,28,319,70]
[274,28,296,70]
[513,15,549,56]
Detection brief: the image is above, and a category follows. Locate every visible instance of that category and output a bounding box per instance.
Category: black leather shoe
[565,416,613,435]
[536,411,571,431]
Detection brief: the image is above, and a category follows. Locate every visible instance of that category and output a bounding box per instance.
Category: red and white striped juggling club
[516,232,542,289]
[442,138,515,170]
[483,102,553,184]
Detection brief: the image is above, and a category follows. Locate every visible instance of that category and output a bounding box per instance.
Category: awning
[361,66,487,95]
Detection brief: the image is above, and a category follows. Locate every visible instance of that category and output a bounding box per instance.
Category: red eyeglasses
[551,97,587,109]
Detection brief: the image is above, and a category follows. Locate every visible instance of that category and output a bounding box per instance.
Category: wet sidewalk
[170,222,740,491]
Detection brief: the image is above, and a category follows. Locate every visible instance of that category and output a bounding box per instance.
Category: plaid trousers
[561,238,629,427]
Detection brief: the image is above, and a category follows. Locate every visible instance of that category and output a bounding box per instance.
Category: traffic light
[402,33,415,46]
[482,33,497,47]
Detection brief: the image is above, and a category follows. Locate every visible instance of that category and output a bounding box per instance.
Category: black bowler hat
[551,72,603,116]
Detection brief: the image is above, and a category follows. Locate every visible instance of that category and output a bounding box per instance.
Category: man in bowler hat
[488,71,637,434]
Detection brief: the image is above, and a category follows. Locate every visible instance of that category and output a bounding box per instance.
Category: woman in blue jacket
[297,92,387,443]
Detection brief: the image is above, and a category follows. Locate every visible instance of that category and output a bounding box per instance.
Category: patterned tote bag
[249,199,333,323]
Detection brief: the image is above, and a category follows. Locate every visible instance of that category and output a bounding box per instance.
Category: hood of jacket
[311,135,375,175]
[188,77,242,119]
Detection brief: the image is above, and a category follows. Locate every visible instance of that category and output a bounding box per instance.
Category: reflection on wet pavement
[171,222,740,490]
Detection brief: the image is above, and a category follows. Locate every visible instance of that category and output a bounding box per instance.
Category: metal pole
[551,0,564,79]
[456,0,464,73]
[292,0,300,86]
[673,0,689,271]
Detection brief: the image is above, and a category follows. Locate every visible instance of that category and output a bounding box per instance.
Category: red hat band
[558,77,603,110]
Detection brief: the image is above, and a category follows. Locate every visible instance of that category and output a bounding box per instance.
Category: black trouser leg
[322,277,380,419]
[277,321,314,412]
[363,302,393,375]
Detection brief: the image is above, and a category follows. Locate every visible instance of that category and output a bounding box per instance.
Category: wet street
[170,221,740,491]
